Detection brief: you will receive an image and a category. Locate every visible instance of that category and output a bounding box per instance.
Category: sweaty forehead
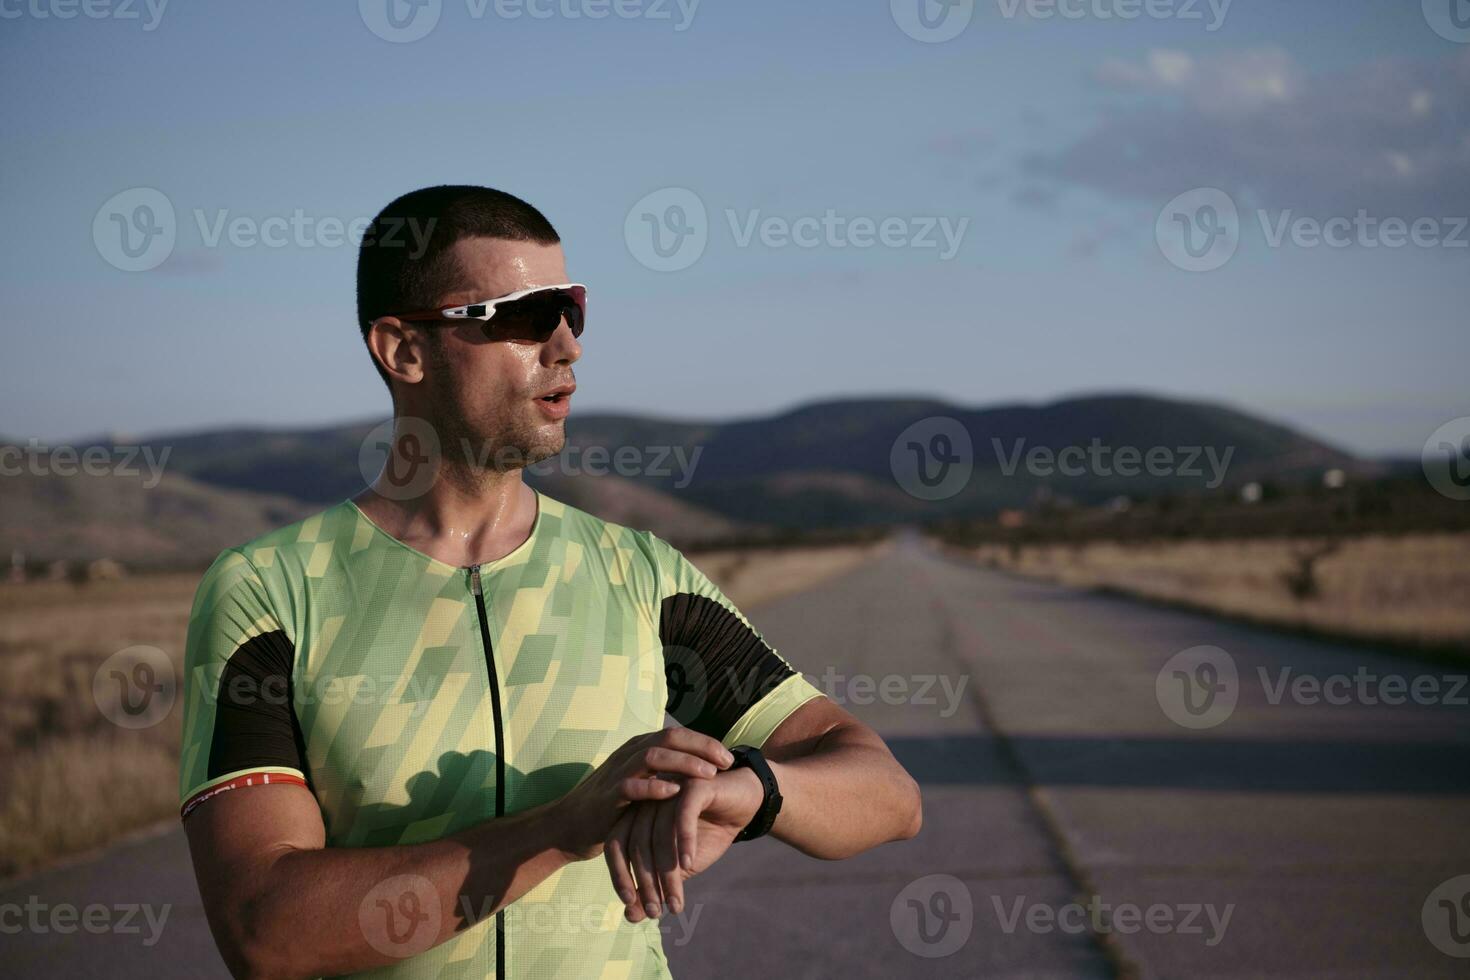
[443,237,568,302]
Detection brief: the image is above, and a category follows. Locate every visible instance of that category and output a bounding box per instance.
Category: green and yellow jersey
[179,490,824,980]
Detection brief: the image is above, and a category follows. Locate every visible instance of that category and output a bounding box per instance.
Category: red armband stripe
[180,771,308,821]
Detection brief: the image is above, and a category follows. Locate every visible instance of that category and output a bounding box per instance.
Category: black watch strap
[729,745,782,842]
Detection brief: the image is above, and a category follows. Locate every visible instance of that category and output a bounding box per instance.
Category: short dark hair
[356,185,561,387]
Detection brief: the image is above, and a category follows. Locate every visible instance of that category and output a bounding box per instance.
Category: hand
[555,728,734,862]
[603,766,765,922]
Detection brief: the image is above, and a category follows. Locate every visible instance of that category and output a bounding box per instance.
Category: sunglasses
[385,283,586,343]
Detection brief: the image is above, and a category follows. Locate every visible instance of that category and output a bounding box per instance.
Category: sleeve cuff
[180,767,308,820]
[722,673,825,750]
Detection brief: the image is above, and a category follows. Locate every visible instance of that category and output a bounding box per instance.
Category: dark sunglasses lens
[484,289,585,342]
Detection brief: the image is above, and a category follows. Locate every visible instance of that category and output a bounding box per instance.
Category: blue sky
[3,0,1467,456]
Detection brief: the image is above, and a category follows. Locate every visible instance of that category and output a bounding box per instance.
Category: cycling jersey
[178,490,824,980]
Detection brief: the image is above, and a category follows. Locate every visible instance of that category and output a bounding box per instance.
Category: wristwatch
[728,745,782,842]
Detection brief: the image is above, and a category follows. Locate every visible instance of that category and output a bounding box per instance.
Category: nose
[541,316,582,367]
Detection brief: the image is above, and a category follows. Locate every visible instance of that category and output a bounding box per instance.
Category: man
[179,184,922,979]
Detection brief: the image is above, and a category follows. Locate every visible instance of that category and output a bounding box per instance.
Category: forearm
[222,801,578,979]
[763,722,922,860]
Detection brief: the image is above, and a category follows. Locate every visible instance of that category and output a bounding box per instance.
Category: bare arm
[607,696,923,921]
[758,695,923,859]
[186,729,734,979]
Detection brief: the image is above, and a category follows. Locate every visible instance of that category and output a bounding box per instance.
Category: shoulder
[537,491,664,555]
[193,500,360,604]
[535,491,675,592]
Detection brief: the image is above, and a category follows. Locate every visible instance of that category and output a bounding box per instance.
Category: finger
[653,800,684,915]
[629,803,663,920]
[675,782,703,875]
[618,774,682,804]
[634,746,720,781]
[650,728,735,769]
[604,810,638,914]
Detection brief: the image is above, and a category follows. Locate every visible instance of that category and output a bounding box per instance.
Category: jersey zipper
[469,564,508,980]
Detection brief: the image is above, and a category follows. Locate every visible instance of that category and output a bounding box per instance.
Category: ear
[366,317,429,386]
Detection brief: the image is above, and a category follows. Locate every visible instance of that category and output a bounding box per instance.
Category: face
[379,237,582,472]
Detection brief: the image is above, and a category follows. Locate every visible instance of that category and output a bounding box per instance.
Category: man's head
[357,185,581,472]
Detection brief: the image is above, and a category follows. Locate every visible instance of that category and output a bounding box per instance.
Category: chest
[292,560,667,846]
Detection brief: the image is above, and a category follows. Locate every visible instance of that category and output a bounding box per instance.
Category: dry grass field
[0,541,882,880]
[961,532,1470,655]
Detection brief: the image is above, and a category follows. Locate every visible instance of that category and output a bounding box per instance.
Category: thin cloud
[1028,47,1470,218]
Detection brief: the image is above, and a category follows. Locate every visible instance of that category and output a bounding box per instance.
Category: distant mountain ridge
[3,393,1371,566]
[107,392,1371,517]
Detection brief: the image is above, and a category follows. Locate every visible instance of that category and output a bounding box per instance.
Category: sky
[3,0,1467,457]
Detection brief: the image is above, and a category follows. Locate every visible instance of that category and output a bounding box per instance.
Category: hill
[6,393,1375,566]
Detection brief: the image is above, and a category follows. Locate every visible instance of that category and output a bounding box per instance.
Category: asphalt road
[6,534,1468,978]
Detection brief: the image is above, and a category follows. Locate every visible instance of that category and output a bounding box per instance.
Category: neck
[354,445,540,568]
